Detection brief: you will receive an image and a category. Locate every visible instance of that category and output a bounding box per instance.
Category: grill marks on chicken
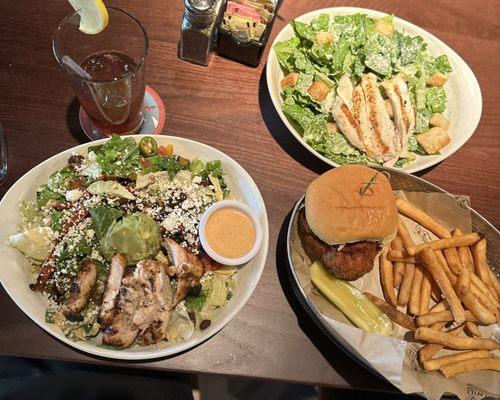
[332,73,415,166]
[98,253,126,326]
[63,259,98,322]
[380,74,415,158]
[99,240,205,348]
[163,238,203,308]
[101,259,174,348]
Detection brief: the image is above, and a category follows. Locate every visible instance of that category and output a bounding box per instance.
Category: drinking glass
[52,7,149,136]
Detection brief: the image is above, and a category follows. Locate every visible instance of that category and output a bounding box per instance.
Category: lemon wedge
[68,0,109,34]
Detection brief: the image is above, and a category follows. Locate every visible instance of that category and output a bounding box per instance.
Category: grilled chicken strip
[332,76,366,151]
[103,260,174,348]
[98,253,127,326]
[63,259,98,322]
[163,238,204,307]
[381,74,415,157]
[360,73,397,165]
[102,272,140,347]
[137,261,173,346]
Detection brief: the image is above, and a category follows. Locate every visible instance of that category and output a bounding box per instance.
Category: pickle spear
[310,261,394,336]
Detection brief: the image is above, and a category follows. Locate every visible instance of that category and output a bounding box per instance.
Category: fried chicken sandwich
[298,165,398,281]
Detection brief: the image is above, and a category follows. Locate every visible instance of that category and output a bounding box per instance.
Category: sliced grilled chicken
[360,73,397,164]
[336,75,354,106]
[163,238,203,307]
[63,260,98,322]
[102,272,140,347]
[332,97,365,151]
[98,253,126,326]
[102,313,139,348]
[137,262,173,345]
[331,75,366,151]
[381,74,415,157]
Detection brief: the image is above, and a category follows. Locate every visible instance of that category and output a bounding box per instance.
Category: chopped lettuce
[426,86,447,113]
[37,186,64,208]
[274,12,452,167]
[93,135,140,178]
[88,206,124,240]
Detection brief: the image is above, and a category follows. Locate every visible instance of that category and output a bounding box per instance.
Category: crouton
[280,72,299,89]
[429,113,450,129]
[307,80,330,102]
[315,31,334,45]
[374,19,394,37]
[427,73,448,87]
[416,127,451,154]
[327,122,338,135]
[384,99,394,118]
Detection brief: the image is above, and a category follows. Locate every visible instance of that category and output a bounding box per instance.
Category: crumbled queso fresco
[131,175,215,253]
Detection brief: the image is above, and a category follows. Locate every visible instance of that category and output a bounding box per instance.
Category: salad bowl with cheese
[0,135,268,360]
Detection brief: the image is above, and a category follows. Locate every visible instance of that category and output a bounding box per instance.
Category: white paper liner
[290,192,499,399]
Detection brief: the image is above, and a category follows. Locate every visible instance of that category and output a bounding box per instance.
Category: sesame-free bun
[305,165,398,245]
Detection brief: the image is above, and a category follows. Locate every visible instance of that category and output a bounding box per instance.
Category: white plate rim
[266,6,483,174]
[0,134,269,360]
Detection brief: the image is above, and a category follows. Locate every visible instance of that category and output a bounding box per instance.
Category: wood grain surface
[0,0,498,392]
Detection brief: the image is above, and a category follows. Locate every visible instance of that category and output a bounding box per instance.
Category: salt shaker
[179,0,217,66]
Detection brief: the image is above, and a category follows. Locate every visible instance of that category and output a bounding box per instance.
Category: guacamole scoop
[102,213,161,265]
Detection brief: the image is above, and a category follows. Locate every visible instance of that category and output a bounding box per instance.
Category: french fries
[364,292,416,330]
[417,248,466,324]
[473,239,499,302]
[464,321,481,337]
[455,268,471,297]
[454,228,474,272]
[387,250,417,264]
[422,350,491,371]
[420,271,432,314]
[397,219,415,253]
[443,246,463,275]
[457,285,496,324]
[397,262,414,307]
[409,265,424,315]
[418,324,463,363]
[362,198,500,380]
[379,247,397,307]
[391,236,405,288]
[396,199,451,239]
[415,327,500,350]
[408,233,481,256]
[439,358,500,378]
[416,310,478,327]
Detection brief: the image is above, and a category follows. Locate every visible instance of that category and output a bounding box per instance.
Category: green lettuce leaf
[37,186,64,208]
[311,14,330,32]
[273,36,301,71]
[426,86,447,113]
[94,136,140,178]
[88,206,124,241]
[291,20,316,43]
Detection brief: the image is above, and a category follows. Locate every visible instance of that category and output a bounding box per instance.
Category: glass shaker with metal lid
[179,0,217,66]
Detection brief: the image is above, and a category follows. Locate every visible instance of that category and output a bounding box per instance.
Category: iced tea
[79,50,145,135]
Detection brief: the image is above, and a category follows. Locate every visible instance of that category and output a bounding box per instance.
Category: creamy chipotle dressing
[205,208,256,259]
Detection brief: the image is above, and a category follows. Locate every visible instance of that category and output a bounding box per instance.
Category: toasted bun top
[305,165,398,245]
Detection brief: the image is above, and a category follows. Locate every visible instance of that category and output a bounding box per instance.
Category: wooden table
[0,0,498,392]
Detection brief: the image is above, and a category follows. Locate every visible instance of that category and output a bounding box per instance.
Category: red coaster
[79,85,166,140]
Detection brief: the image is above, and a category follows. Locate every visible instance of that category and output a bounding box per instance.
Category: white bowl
[0,135,269,360]
[199,200,263,266]
[266,7,482,174]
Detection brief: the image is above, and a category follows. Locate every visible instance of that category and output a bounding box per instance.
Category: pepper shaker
[179,0,218,66]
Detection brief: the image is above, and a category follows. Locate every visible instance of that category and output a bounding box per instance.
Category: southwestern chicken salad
[9,136,236,348]
[274,13,454,167]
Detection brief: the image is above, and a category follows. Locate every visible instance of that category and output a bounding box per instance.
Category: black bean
[199,320,211,330]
